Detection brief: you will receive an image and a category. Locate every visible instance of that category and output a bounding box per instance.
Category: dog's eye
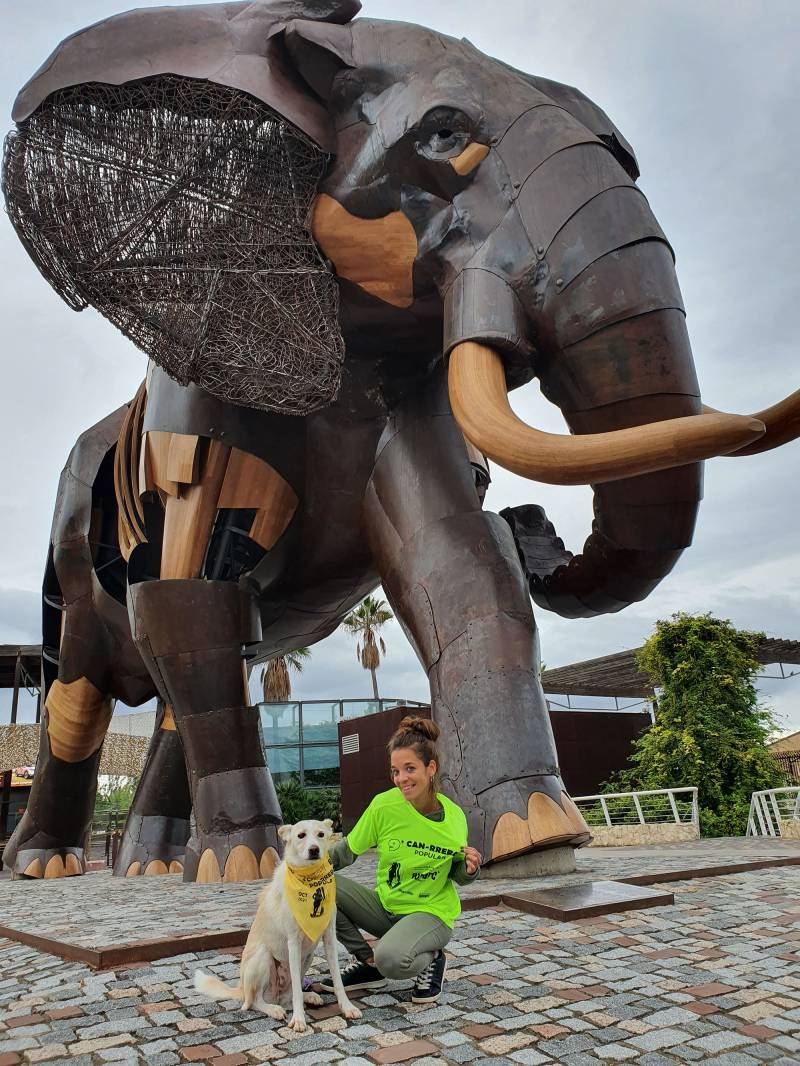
[297,832,306,839]
[317,831,324,838]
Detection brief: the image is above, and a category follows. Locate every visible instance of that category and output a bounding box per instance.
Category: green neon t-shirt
[346,788,469,928]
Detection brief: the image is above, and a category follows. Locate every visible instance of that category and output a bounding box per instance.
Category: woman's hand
[462,845,482,875]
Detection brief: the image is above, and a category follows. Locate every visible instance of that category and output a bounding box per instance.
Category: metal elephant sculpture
[4,0,798,882]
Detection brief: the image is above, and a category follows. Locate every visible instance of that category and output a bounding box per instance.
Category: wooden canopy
[541,637,800,698]
[0,646,40,691]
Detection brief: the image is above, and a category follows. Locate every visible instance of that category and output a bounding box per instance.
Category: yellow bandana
[284,857,336,941]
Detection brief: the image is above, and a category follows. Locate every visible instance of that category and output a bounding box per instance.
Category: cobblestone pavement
[0,839,797,952]
[1,866,799,1065]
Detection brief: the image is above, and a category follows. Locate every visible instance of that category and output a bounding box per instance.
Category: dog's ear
[278,824,293,841]
[323,819,334,829]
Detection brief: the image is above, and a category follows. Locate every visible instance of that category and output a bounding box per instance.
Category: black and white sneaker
[317,957,387,993]
[411,950,447,1003]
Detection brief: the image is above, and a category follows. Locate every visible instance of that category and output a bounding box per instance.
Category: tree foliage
[259,648,311,702]
[94,775,138,827]
[609,613,784,836]
[342,595,393,700]
[276,777,342,831]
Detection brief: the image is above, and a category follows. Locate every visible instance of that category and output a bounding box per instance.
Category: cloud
[0,588,40,645]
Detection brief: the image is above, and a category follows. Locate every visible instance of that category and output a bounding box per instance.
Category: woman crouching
[318,716,481,1003]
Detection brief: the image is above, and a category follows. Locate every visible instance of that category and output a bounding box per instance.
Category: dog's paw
[288,1014,307,1032]
[259,1003,286,1022]
[303,991,323,1006]
[341,1002,362,1021]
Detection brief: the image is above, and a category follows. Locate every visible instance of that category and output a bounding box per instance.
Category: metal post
[600,796,612,827]
[691,787,699,829]
[10,652,22,725]
[667,790,680,824]
[0,769,12,840]
[747,801,756,836]
[769,790,783,837]
[755,793,771,837]
[632,793,645,825]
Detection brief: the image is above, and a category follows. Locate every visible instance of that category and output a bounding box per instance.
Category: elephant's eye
[416,107,472,162]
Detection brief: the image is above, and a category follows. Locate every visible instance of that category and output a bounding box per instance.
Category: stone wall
[779,819,800,840]
[0,722,148,776]
[586,822,699,847]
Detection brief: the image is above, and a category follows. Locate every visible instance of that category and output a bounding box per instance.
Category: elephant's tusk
[703,391,800,456]
[447,341,766,486]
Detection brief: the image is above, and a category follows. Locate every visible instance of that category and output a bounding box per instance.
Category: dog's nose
[308,846,320,859]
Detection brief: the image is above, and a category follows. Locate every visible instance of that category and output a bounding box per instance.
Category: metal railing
[747,787,800,837]
[259,698,427,789]
[572,787,699,828]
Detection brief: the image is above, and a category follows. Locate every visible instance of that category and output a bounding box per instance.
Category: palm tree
[259,648,311,703]
[342,595,394,701]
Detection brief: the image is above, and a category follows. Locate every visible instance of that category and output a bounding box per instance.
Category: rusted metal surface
[11,0,362,146]
[5,78,343,415]
[4,3,796,878]
[113,703,192,877]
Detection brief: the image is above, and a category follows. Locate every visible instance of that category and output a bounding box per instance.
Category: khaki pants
[334,874,452,980]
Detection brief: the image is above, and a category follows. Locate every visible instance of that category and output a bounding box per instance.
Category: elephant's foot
[473,776,592,866]
[182,825,281,884]
[3,812,86,879]
[114,813,190,878]
[180,763,283,883]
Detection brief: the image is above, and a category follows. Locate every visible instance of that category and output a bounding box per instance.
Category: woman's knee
[373,941,422,981]
[372,941,406,980]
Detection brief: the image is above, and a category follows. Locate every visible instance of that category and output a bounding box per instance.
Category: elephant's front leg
[124,431,301,882]
[363,389,590,867]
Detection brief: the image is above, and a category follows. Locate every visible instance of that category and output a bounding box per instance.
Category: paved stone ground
[0,839,797,952]
[1,864,799,1065]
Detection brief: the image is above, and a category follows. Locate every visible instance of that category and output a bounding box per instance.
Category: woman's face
[390,746,436,807]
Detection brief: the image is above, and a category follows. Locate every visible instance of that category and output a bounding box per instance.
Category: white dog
[194,819,361,1032]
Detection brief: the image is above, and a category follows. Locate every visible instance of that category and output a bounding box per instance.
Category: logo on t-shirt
[387,861,402,888]
[405,840,460,858]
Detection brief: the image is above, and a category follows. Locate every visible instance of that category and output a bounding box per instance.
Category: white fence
[572,787,698,828]
[747,787,800,838]
[571,787,699,846]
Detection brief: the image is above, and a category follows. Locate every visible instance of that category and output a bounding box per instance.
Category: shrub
[606,613,785,836]
[275,777,342,832]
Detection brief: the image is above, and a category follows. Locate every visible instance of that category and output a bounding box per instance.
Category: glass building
[258,699,427,788]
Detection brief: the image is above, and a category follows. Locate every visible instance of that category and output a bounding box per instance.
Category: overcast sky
[1,0,798,736]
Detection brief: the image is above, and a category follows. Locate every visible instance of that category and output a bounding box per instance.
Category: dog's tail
[194,970,243,1002]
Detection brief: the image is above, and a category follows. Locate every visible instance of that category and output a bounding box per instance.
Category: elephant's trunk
[495,307,706,618]
[447,191,746,616]
[444,138,798,616]
[513,318,706,618]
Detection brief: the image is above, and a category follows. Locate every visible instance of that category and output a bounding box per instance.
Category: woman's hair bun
[398,715,440,742]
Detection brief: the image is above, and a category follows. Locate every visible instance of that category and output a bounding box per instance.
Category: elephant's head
[287,15,799,617]
[6,2,800,618]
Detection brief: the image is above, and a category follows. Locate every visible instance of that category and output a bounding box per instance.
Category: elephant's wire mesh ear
[2,76,344,415]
